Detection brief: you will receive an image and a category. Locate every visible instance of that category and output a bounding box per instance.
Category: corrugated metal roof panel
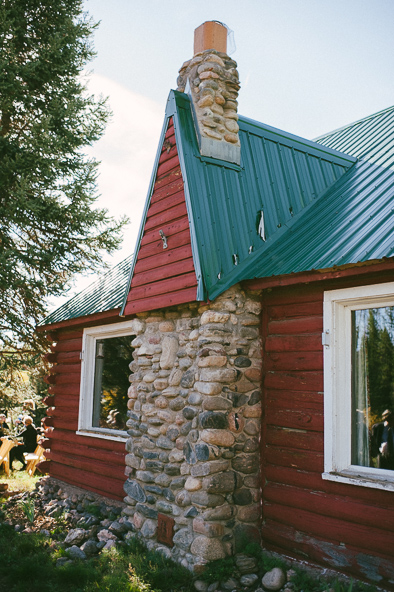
[315,105,394,169]
[205,105,394,295]
[173,91,355,299]
[42,254,133,325]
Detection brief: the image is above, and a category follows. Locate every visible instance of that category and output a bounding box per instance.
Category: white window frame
[323,281,394,492]
[77,320,134,442]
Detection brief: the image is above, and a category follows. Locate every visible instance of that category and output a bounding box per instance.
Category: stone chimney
[177,21,241,165]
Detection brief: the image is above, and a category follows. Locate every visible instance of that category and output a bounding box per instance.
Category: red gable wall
[123,118,198,316]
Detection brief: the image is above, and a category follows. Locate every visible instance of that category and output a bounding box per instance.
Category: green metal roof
[42,254,133,325]
[168,91,356,300]
[161,91,355,300]
[208,104,394,291]
[43,95,394,326]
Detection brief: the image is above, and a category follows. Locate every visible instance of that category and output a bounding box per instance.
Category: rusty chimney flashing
[194,21,227,55]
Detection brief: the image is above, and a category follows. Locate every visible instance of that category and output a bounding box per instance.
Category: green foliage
[0,0,128,354]
[0,522,194,592]
[19,495,35,523]
[260,552,287,574]
[365,308,394,417]
[200,557,235,584]
[289,567,326,592]
[95,335,133,430]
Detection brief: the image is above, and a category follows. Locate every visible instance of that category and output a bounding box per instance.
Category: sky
[51,0,394,308]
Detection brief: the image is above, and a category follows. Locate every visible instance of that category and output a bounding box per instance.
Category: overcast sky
[51,0,394,308]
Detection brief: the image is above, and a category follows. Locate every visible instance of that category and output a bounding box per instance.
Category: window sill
[322,470,394,492]
[76,429,128,443]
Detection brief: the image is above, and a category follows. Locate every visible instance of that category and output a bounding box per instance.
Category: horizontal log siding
[261,282,394,586]
[124,118,197,316]
[45,328,126,501]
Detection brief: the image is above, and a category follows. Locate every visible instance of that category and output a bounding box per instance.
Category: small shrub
[201,557,235,584]
[260,552,288,574]
[19,495,35,523]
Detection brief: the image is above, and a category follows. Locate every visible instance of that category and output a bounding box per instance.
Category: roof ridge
[314,104,394,142]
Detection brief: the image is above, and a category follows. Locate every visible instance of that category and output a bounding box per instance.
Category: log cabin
[37,21,394,586]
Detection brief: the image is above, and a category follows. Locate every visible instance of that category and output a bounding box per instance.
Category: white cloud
[87,74,164,262]
[48,75,164,311]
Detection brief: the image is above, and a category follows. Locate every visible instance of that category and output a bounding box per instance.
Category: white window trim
[77,320,134,442]
[323,281,394,492]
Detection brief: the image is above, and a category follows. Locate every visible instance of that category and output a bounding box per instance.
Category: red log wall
[123,118,197,316]
[260,280,394,586]
[44,328,126,501]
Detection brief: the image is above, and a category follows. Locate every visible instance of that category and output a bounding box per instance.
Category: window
[78,321,134,441]
[323,282,394,491]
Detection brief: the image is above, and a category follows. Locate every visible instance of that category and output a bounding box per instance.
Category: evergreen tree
[366,308,394,417]
[0,0,127,354]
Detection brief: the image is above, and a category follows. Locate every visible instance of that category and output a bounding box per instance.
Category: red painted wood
[124,117,199,314]
[265,407,324,431]
[265,334,322,352]
[43,374,56,385]
[127,272,197,302]
[246,258,394,291]
[148,190,185,217]
[156,154,180,177]
[134,245,193,274]
[53,373,81,386]
[130,259,195,288]
[48,384,80,396]
[264,482,394,531]
[152,167,183,192]
[46,451,125,481]
[124,286,198,316]
[265,464,324,489]
[55,352,81,364]
[56,329,83,341]
[50,463,125,500]
[52,338,82,352]
[50,363,81,375]
[268,301,322,319]
[263,502,394,557]
[264,370,323,391]
[49,408,78,421]
[265,351,323,371]
[150,178,184,205]
[144,202,188,231]
[266,388,323,410]
[140,217,190,247]
[265,446,324,472]
[137,229,192,260]
[261,519,394,585]
[50,417,78,430]
[268,316,323,334]
[266,426,323,452]
[47,427,126,452]
[50,440,125,466]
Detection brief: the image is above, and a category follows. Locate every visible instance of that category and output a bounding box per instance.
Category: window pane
[352,307,394,469]
[92,335,133,431]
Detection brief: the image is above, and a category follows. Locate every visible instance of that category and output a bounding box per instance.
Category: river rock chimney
[177,21,241,165]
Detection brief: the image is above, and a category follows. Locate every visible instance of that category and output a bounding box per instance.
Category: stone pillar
[177,22,241,165]
[123,286,262,570]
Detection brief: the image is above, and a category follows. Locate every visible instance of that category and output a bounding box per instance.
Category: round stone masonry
[123,288,263,569]
[177,49,241,150]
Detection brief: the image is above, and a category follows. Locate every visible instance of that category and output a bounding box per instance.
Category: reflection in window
[92,335,133,431]
[352,307,394,469]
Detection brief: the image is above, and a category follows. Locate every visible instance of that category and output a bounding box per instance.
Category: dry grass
[0,462,41,495]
